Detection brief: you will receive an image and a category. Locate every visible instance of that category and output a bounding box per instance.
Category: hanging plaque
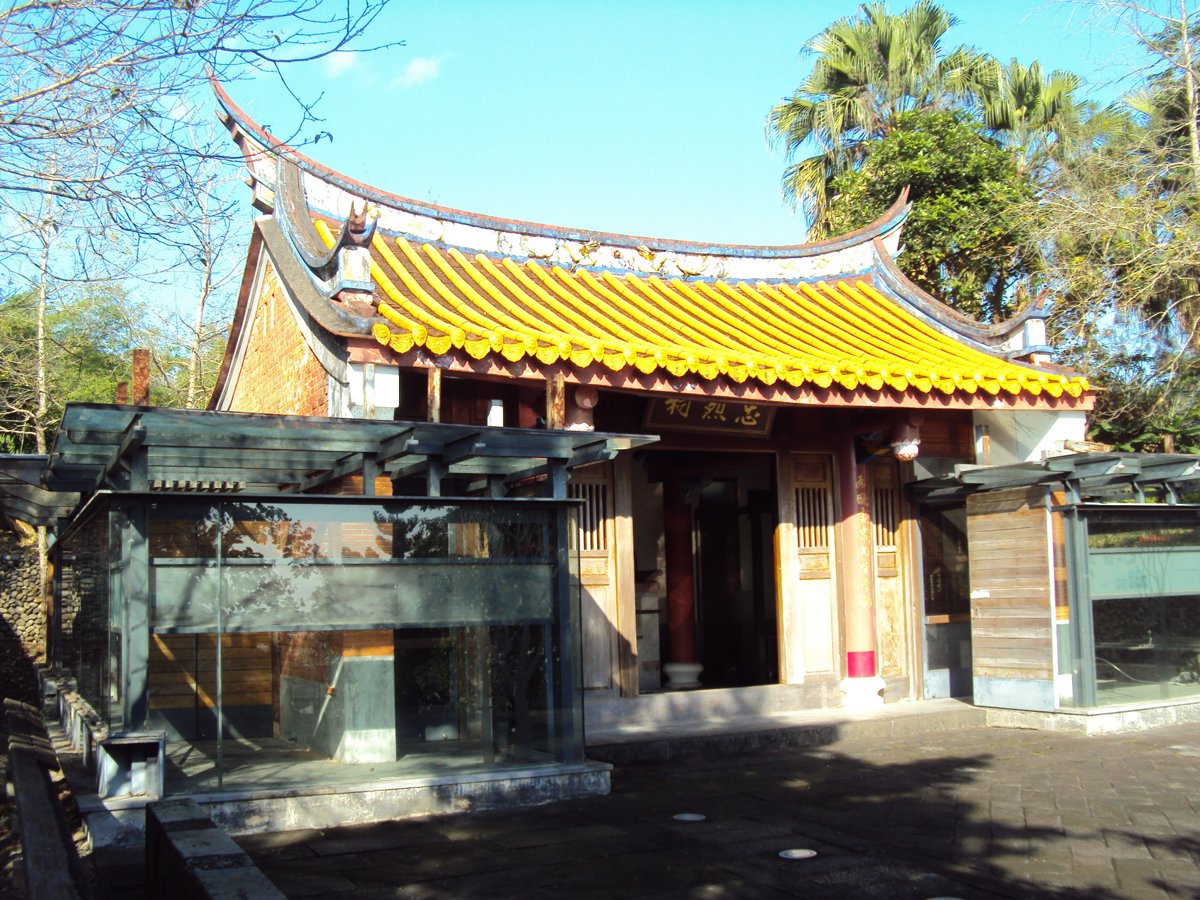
[643,398,775,437]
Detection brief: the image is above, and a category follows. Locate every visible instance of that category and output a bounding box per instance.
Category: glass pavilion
[2,404,651,798]
[914,453,1200,712]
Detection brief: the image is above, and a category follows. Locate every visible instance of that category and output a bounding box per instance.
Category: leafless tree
[1,0,396,216]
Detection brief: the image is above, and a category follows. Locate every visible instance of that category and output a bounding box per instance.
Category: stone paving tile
[234,720,1200,899]
[259,867,359,897]
[238,827,325,851]
[484,822,625,850]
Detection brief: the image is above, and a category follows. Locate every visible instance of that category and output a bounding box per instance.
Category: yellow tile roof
[316,221,1088,400]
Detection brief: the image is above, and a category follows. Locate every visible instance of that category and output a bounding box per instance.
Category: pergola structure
[43,403,648,497]
[0,403,653,820]
[911,452,1200,504]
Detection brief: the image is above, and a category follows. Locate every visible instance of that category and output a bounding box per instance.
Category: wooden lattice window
[569,480,608,552]
[796,485,832,550]
[872,466,899,551]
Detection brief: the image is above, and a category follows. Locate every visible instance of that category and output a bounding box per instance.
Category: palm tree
[768,1,989,235]
[977,59,1086,179]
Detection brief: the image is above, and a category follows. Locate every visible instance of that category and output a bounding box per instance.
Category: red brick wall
[228,262,329,416]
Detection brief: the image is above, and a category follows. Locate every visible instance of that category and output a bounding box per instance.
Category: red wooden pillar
[836,431,884,706]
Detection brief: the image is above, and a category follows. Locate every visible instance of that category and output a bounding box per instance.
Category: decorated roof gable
[213,82,1091,409]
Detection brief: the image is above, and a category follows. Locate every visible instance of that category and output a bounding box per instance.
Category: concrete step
[585,697,985,765]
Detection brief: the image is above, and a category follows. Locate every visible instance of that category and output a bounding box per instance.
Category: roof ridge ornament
[274,157,376,298]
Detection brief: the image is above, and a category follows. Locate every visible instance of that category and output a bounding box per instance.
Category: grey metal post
[51,536,63,671]
[549,462,583,763]
[427,459,446,498]
[216,501,225,790]
[1063,495,1097,708]
[362,453,379,497]
[123,501,151,730]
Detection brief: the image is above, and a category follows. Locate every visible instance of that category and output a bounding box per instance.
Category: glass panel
[60,508,113,726]
[1084,510,1200,707]
[107,508,125,732]
[147,504,221,742]
[918,504,972,699]
[146,497,578,792]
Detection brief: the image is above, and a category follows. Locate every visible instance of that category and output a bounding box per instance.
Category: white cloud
[323,52,359,79]
[394,57,442,89]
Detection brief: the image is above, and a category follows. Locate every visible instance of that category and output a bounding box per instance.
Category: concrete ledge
[584,682,841,731]
[82,760,612,846]
[986,697,1200,735]
[4,699,90,900]
[202,762,611,835]
[587,699,986,765]
[145,798,285,900]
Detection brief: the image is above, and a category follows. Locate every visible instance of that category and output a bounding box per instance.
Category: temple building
[208,82,1093,730]
[18,83,1200,837]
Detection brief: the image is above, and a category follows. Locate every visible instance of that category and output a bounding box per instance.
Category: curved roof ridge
[870,239,1046,356]
[212,79,911,259]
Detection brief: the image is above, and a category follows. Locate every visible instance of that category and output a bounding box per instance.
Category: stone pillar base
[662,662,703,690]
[839,675,886,710]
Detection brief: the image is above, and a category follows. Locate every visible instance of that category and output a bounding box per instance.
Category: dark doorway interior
[694,458,778,687]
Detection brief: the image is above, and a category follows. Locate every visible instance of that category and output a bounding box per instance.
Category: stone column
[837,432,885,708]
[662,477,702,689]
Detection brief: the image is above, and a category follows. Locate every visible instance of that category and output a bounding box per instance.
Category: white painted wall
[973,409,1088,466]
[347,363,401,420]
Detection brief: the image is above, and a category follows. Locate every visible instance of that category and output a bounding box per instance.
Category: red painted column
[662,477,698,665]
[837,431,878,681]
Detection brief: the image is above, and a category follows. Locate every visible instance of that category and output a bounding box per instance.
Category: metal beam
[442,431,485,465]
[297,453,368,493]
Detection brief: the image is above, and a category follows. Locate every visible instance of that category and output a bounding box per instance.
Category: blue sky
[230,1,1145,245]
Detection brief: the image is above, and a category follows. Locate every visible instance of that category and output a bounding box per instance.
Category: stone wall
[0,528,44,704]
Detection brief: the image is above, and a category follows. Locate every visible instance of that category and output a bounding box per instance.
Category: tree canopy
[767,0,989,233]
[824,109,1034,321]
[772,0,1200,452]
[0,0,400,458]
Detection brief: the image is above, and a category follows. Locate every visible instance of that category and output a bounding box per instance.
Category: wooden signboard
[643,398,775,437]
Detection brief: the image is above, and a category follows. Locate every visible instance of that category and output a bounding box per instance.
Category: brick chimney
[132,349,150,406]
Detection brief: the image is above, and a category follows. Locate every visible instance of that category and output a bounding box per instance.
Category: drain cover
[778,848,817,860]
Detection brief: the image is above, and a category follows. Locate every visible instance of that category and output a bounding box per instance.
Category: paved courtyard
[228,720,1200,899]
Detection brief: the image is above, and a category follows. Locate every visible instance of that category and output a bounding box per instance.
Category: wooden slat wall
[790,453,837,676]
[150,633,274,710]
[967,486,1054,681]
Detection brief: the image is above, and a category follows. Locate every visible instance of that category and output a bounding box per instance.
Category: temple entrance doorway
[633,452,778,691]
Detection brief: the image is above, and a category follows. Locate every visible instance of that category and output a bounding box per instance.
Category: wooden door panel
[571,469,618,693]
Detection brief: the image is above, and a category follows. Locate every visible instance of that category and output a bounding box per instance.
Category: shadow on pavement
[237,729,1188,899]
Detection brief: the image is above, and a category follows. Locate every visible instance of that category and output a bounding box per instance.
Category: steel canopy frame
[0,403,655,522]
[908,452,1200,506]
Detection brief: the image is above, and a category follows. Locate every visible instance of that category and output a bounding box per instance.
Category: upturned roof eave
[212,78,910,260]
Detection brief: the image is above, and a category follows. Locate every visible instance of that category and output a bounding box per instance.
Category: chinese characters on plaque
[643,398,775,437]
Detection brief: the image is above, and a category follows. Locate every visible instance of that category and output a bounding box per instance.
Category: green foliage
[1028,77,1200,452]
[824,110,1034,321]
[978,59,1087,178]
[767,0,990,232]
[769,2,1089,325]
[0,287,188,453]
[1087,358,1200,453]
